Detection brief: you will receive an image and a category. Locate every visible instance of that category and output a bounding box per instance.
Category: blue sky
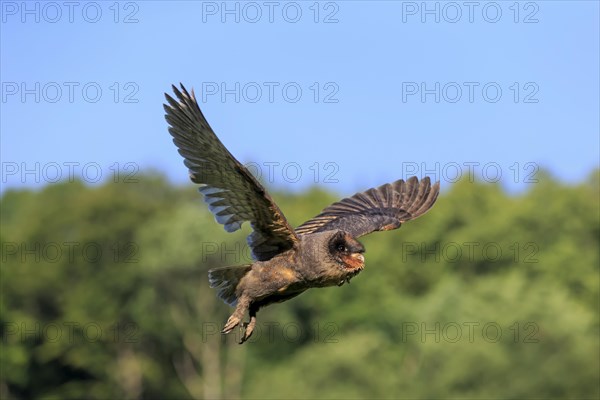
[1,1,598,195]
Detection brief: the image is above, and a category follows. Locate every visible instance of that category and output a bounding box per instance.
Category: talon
[239,313,257,344]
[222,314,242,334]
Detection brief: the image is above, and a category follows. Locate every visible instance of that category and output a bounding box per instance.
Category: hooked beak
[337,252,366,286]
[350,253,365,265]
[340,252,365,273]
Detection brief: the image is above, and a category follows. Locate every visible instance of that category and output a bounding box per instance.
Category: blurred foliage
[1,170,598,399]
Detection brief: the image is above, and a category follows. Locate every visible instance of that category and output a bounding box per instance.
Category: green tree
[1,170,598,399]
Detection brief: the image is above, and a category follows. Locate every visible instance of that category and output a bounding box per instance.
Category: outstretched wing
[295,176,440,238]
[164,84,299,261]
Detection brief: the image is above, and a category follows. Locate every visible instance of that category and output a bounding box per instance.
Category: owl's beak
[350,253,365,264]
[340,252,365,271]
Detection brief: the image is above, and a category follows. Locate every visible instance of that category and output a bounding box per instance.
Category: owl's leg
[222,296,249,335]
[239,305,258,344]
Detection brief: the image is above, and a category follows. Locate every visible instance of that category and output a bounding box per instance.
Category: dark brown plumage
[164,84,440,343]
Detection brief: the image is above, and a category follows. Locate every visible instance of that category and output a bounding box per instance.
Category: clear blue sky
[1,1,598,195]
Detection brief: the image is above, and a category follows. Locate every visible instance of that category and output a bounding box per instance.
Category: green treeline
[1,171,599,399]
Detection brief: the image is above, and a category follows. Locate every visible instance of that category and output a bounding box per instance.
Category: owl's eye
[337,244,346,252]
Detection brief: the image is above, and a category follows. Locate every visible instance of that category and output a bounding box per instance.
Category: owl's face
[328,231,365,272]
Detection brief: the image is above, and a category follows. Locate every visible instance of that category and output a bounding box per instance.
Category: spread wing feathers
[164,84,299,261]
[295,176,440,238]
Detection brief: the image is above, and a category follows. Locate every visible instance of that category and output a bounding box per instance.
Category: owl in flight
[164,84,440,344]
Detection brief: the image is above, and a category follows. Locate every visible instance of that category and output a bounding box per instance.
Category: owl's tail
[208,264,252,307]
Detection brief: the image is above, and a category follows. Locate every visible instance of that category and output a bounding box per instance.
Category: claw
[222,302,257,344]
[222,314,242,334]
[239,315,257,344]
